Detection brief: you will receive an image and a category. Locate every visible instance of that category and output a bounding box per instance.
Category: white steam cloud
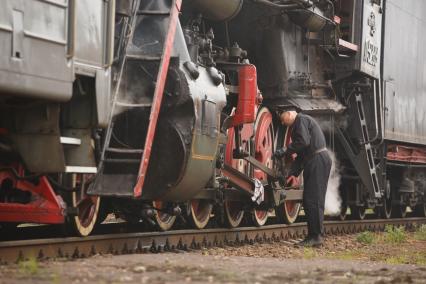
[325,150,342,216]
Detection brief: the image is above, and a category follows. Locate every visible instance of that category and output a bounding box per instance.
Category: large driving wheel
[275,126,302,224]
[63,174,101,237]
[223,127,251,228]
[153,201,176,231]
[251,107,274,226]
[252,107,274,226]
[188,199,212,229]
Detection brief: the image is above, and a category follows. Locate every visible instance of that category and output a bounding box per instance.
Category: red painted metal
[282,127,302,215]
[0,168,65,224]
[134,0,182,198]
[223,124,253,225]
[387,145,426,164]
[253,108,274,224]
[253,108,274,181]
[224,125,253,167]
[334,15,341,24]
[231,64,258,127]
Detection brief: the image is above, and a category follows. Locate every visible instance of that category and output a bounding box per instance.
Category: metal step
[106,147,144,154]
[60,137,81,146]
[137,10,170,16]
[104,158,140,164]
[125,54,162,61]
[65,166,97,173]
[115,101,151,108]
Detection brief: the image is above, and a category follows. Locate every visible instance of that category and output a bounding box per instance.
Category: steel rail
[1,218,425,264]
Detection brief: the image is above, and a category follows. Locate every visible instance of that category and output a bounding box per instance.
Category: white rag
[251,178,264,205]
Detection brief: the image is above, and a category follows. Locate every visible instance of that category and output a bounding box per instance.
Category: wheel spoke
[252,108,274,226]
[153,201,176,231]
[274,123,301,224]
[189,200,212,229]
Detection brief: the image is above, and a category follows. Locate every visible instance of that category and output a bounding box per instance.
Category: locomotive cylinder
[186,0,243,21]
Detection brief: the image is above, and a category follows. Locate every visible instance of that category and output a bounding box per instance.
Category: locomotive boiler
[0,0,425,236]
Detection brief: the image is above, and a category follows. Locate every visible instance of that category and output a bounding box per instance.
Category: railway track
[1,217,425,264]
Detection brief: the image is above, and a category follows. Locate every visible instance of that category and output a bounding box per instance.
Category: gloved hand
[286,175,298,186]
[273,147,287,159]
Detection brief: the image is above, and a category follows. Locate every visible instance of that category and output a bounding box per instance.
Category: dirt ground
[1,230,426,284]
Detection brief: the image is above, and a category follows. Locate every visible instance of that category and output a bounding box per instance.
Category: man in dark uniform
[274,109,332,247]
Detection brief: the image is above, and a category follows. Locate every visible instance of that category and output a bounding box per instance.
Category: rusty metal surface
[1,218,425,264]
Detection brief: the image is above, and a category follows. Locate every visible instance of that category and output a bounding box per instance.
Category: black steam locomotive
[0,0,425,236]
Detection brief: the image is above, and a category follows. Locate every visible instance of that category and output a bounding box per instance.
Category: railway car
[0,0,115,235]
[0,0,425,237]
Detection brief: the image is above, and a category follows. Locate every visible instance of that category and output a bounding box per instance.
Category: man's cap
[279,106,298,116]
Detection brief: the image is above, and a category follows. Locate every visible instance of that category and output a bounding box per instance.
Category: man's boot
[295,235,323,247]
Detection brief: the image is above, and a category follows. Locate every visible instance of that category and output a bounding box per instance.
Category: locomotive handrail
[104,0,116,68]
[66,0,76,59]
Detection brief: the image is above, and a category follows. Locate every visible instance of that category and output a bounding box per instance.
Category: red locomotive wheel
[189,199,212,229]
[224,202,245,228]
[63,174,101,237]
[275,126,302,224]
[252,107,274,226]
[153,201,176,231]
[223,126,251,228]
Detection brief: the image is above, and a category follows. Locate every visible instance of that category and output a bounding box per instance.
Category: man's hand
[286,175,298,186]
[273,147,287,159]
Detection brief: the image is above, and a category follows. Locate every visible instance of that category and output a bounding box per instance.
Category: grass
[356,231,375,245]
[303,247,317,259]
[413,252,426,266]
[335,250,364,261]
[384,225,406,244]
[415,224,426,241]
[331,227,426,265]
[385,255,409,265]
[18,257,39,275]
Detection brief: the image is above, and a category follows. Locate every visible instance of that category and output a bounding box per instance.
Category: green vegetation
[356,231,375,244]
[384,225,406,244]
[385,255,408,265]
[414,224,426,241]
[413,252,426,266]
[303,247,317,259]
[18,257,39,275]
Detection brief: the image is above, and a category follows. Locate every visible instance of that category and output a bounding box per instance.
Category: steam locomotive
[0,0,425,236]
